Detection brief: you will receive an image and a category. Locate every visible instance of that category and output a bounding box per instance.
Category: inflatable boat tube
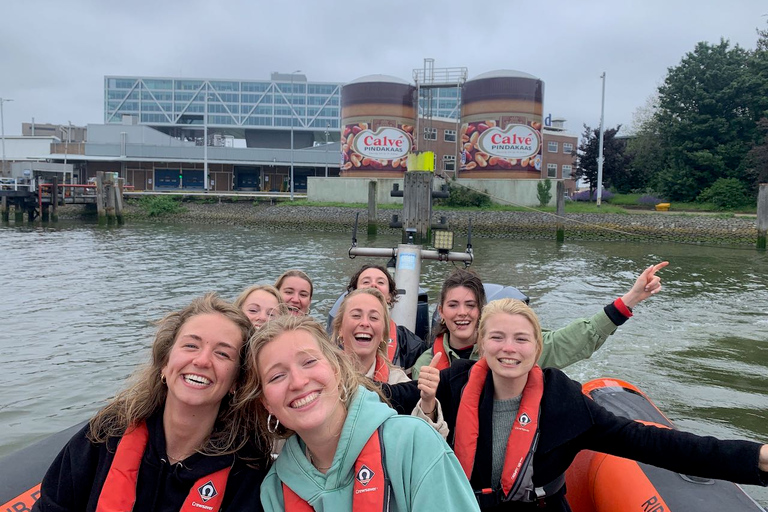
[565,378,765,512]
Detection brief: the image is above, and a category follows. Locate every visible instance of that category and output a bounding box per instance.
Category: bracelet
[422,405,436,416]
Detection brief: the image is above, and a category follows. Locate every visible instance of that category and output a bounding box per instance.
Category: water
[1,221,767,505]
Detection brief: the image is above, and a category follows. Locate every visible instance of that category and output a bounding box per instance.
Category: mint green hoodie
[260,386,479,512]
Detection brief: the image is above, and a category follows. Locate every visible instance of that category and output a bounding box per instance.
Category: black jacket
[33,411,266,512]
[394,324,428,370]
[384,361,767,511]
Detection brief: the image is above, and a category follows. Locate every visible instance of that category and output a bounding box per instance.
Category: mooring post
[556,181,565,243]
[1,196,8,223]
[51,176,59,223]
[758,183,767,250]
[96,172,106,225]
[115,179,124,225]
[105,175,116,225]
[402,171,433,244]
[367,180,378,236]
[41,204,50,222]
[14,202,23,223]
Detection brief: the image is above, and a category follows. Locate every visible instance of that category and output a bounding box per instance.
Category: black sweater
[33,411,266,512]
[384,361,767,511]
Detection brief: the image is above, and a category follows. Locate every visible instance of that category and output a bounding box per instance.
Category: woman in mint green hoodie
[242,315,479,512]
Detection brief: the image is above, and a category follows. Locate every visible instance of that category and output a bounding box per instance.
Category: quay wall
[49,202,760,246]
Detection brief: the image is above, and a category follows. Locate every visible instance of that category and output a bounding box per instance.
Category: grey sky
[1,0,765,139]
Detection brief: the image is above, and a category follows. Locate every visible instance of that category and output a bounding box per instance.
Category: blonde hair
[331,288,391,366]
[238,315,383,448]
[274,270,314,298]
[478,299,543,360]
[234,284,284,311]
[88,293,256,457]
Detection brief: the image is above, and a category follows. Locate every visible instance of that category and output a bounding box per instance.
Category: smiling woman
[32,294,268,512]
[241,315,480,512]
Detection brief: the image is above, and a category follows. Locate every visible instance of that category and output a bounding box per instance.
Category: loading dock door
[155,169,180,189]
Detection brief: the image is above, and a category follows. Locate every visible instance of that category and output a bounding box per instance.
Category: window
[444,129,456,142]
[443,155,456,171]
[562,165,572,179]
[563,142,574,154]
[548,141,558,153]
[547,163,557,178]
[423,127,437,140]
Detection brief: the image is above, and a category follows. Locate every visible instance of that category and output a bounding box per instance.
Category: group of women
[34,264,768,512]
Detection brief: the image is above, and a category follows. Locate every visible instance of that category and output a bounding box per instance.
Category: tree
[575,124,631,196]
[536,178,552,207]
[625,94,665,192]
[654,40,757,201]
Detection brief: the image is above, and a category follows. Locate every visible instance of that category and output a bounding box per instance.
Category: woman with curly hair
[34,293,268,512]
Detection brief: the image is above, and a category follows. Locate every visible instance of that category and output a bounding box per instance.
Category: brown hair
[331,288,391,368]
[433,268,487,340]
[238,315,384,448]
[274,270,314,298]
[346,264,398,304]
[88,293,256,456]
[478,299,543,360]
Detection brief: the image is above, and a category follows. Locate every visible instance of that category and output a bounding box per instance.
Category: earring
[440,317,445,325]
[161,374,167,385]
[267,413,280,434]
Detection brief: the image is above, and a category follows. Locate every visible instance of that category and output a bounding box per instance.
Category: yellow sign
[406,151,435,172]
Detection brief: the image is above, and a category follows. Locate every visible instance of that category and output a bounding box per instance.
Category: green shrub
[696,178,751,210]
[536,178,553,207]
[437,182,492,208]
[138,195,185,217]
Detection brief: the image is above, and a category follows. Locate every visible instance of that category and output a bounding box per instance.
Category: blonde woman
[242,315,479,512]
[235,284,284,329]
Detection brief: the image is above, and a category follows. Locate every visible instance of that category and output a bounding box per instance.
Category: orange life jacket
[387,319,398,362]
[431,334,451,371]
[282,428,391,511]
[372,354,390,383]
[96,422,230,512]
[454,359,544,501]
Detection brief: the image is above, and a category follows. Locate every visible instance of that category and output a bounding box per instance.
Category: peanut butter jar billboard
[459,70,544,175]
[341,75,416,175]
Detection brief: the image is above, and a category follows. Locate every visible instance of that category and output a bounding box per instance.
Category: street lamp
[289,70,301,200]
[596,72,606,207]
[204,83,209,191]
[0,98,12,176]
[325,122,330,178]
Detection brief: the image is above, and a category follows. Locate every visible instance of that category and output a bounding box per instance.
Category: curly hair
[346,264,398,304]
[88,293,256,457]
[237,315,384,450]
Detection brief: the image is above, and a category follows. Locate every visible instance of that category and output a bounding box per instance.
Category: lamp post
[0,98,12,176]
[325,122,330,178]
[289,70,301,200]
[204,83,209,191]
[596,72,606,207]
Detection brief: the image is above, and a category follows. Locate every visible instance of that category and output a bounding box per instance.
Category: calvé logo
[352,127,411,159]
[478,124,540,159]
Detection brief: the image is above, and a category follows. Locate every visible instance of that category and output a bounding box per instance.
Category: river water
[1,220,767,504]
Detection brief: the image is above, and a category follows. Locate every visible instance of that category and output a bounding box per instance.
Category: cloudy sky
[0,0,765,139]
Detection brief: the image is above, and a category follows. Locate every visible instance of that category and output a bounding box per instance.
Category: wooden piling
[41,204,50,222]
[14,203,24,223]
[51,176,59,222]
[96,172,106,225]
[1,196,8,222]
[402,171,433,244]
[115,179,124,225]
[105,181,116,225]
[367,180,378,236]
[556,181,565,243]
[758,183,768,250]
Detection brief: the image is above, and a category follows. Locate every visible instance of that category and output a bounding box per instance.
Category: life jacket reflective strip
[387,320,398,363]
[96,422,231,512]
[454,360,544,499]
[282,428,390,511]
[431,334,451,371]
[373,354,390,383]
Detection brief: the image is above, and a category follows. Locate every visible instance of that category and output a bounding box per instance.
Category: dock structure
[0,171,125,223]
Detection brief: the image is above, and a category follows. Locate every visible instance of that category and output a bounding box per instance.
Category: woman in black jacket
[34,294,268,512]
[390,298,768,511]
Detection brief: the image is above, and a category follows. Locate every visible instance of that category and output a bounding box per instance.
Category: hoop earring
[267,413,280,434]
[161,374,167,385]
